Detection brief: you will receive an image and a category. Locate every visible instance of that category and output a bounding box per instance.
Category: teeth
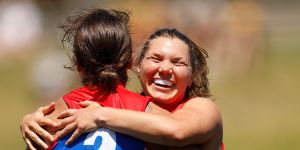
[153,79,173,87]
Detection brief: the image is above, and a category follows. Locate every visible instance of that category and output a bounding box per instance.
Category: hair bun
[96,65,119,92]
[97,65,116,73]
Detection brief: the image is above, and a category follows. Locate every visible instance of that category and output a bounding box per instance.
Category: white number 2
[83,128,117,150]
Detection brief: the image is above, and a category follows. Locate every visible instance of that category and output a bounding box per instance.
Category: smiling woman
[138,37,193,111]
[135,29,211,111]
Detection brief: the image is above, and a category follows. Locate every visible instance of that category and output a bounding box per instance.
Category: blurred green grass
[212,40,300,150]
[0,41,299,149]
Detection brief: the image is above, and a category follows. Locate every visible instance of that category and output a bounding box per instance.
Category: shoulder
[184,97,220,113]
[45,98,68,122]
[55,98,69,109]
[171,97,223,145]
[176,97,222,127]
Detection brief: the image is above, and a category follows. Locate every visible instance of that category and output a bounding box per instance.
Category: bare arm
[58,98,222,147]
[99,98,222,146]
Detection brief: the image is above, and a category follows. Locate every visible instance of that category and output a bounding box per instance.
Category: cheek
[175,68,192,86]
[186,71,192,85]
[140,62,157,79]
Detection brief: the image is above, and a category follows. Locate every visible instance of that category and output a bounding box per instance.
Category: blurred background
[0,0,299,149]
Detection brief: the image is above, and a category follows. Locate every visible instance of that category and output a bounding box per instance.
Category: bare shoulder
[178,97,223,146]
[174,97,222,130]
[45,98,69,122]
[183,97,221,117]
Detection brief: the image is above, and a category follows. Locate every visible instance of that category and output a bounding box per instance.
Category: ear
[136,67,141,73]
[135,67,142,79]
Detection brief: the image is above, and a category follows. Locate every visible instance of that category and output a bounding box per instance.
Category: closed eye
[174,62,186,66]
[171,58,188,66]
[146,56,162,63]
[173,61,187,66]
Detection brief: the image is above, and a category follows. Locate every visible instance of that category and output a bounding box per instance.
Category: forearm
[95,99,222,147]
[97,107,190,146]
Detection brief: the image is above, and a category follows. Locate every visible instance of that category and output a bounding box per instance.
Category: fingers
[80,101,100,107]
[55,122,77,140]
[38,117,57,127]
[57,109,76,119]
[24,139,37,150]
[20,114,47,150]
[55,116,75,131]
[20,115,54,146]
[39,102,56,115]
[25,129,49,149]
[66,128,85,145]
[29,122,54,142]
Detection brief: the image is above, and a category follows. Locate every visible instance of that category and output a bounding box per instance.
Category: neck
[153,100,179,112]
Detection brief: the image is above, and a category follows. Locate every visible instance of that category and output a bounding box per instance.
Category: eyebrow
[147,53,187,61]
[172,57,183,61]
[147,52,162,58]
[172,56,189,63]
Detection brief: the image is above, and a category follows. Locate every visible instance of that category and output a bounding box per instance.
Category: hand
[20,102,57,150]
[55,101,101,145]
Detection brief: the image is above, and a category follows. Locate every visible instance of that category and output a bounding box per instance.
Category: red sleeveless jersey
[63,84,150,110]
[48,84,150,150]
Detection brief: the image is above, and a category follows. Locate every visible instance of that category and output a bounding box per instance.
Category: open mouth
[153,79,174,88]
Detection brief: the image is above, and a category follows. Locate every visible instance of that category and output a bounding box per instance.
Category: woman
[20,8,164,150]
[21,29,223,149]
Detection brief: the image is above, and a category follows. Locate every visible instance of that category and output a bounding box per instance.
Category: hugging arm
[98,98,222,146]
[57,98,222,147]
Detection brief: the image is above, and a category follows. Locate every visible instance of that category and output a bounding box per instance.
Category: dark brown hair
[135,28,210,98]
[61,8,132,93]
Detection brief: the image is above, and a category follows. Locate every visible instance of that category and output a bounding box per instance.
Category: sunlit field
[213,39,300,150]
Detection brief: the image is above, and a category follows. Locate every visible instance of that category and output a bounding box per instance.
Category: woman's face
[139,37,192,107]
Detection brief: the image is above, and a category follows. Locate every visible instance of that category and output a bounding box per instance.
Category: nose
[158,61,173,74]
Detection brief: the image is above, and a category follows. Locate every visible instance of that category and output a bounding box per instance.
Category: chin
[152,95,176,105]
